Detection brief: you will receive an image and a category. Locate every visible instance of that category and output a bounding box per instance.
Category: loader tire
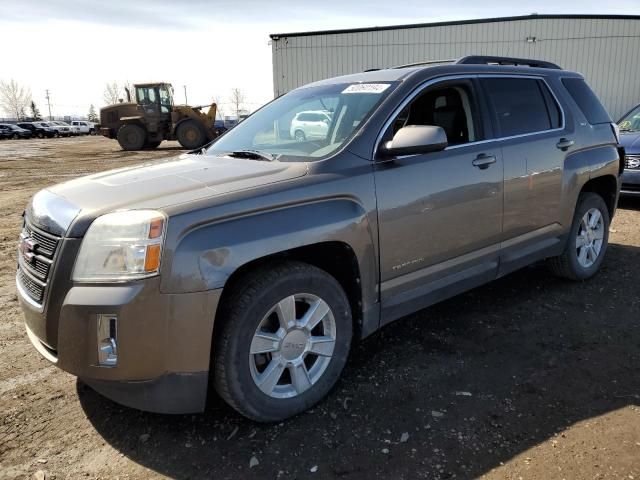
[177,120,207,150]
[117,124,146,151]
[144,140,162,149]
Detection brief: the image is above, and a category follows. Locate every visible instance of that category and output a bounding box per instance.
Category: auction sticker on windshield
[342,83,391,94]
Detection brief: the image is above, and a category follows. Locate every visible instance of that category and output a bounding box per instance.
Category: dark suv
[17,56,622,422]
[0,123,32,139]
[17,122,57,139]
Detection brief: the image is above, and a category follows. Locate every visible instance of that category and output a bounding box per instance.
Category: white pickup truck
[70,121,97,135]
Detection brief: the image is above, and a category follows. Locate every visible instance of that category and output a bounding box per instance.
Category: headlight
[72,210,166,282]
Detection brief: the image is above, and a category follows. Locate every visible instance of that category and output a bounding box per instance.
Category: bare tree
[103,81,123,105]
[229,88,246,120]
[0,79,32,120]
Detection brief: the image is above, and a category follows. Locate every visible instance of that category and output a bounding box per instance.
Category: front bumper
[18,275,222,414]
[621,169,640,195]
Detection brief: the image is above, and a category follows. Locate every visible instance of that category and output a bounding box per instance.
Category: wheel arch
[580,174,618,219]
[215,241,364,340]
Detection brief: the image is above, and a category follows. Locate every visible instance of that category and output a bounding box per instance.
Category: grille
[17,220,61,305]
[23,223,58,256]
[625,155,640,170]
[17,268,45,303]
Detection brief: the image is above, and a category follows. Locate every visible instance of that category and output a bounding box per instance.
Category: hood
[619,132,640,153]
[33,154,307,236]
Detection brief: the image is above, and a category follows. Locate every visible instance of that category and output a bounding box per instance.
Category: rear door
[479,76,572,274]
[374,77,504,322]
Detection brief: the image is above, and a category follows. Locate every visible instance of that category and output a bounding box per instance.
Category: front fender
[161,198,376,295]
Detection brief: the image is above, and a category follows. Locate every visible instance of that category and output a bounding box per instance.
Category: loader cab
[135,83,174,115]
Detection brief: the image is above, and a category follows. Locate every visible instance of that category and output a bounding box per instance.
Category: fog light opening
[97,314,118,367]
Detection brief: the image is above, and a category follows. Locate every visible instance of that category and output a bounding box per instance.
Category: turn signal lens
[144,244,162,272]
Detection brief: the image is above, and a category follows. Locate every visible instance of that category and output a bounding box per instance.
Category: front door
[374,78,504,322]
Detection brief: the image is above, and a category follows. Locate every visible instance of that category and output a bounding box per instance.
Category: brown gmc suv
[17,56,623,422]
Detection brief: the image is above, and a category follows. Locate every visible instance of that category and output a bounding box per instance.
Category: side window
[387,82,480,146]
[561,78,611,125]
[482,78,558,137]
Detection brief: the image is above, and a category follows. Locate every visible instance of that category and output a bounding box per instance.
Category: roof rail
[456,55,562,69]
[392,59,456,69]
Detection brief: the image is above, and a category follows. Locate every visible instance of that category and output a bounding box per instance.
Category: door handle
[556,138,574,151]
[472,154,496,169]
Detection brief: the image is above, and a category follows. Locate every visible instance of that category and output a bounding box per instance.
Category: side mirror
[378,125,448,158]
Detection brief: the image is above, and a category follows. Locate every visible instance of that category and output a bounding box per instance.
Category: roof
[299,62,579,91]
[270,13,640,39]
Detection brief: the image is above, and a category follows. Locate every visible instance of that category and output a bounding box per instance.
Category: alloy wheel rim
[249,293,336,399]
[576,207,605,268]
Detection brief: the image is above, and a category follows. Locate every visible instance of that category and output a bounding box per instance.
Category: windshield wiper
[227,150,279,161]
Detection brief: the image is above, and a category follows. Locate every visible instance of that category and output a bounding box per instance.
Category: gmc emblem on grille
[19,234,37,263]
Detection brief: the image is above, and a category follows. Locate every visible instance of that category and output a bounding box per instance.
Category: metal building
[270,14,640,119]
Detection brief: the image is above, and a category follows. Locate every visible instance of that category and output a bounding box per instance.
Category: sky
[1,0,638,118]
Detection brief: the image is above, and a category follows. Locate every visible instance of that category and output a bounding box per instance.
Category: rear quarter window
[561,78,611,125]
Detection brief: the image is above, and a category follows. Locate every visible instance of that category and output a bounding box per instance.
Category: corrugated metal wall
[271,17,640,119]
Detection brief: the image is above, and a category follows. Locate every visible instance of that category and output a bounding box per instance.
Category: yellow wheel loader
[99,83,224,151]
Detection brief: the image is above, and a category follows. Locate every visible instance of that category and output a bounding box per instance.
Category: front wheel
[117,124,146,151]
[144,140,162,149]
[547,192,610,280]
[294,130,306,142]
[176,120,206,150]
[214,261,352,422]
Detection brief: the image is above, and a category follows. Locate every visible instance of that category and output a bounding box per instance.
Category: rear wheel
[37,131,44,139]
[547,192,610,280]
[117,124,146,151]
[214,261,352,422]
[12,133,18,139]
[176,120,206,149]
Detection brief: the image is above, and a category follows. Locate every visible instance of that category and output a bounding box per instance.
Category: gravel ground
[0,136,639,479]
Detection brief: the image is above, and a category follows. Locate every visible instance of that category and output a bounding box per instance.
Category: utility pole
[45,89,52,120]
[183,85,188,105]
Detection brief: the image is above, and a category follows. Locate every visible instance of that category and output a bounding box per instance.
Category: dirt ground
[0,136,639,480]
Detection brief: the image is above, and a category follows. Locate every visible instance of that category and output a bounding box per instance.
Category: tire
[547,192,610,281]
[144,140,162,149]
[37,131,44,139]
[294,130,306,142]
[214,261,352,422]
[117,124,146,151]
[12,133,18,139]
[176,120,207,149]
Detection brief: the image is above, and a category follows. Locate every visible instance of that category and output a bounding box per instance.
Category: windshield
[619,105,640,132]
[206,82,397,161]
